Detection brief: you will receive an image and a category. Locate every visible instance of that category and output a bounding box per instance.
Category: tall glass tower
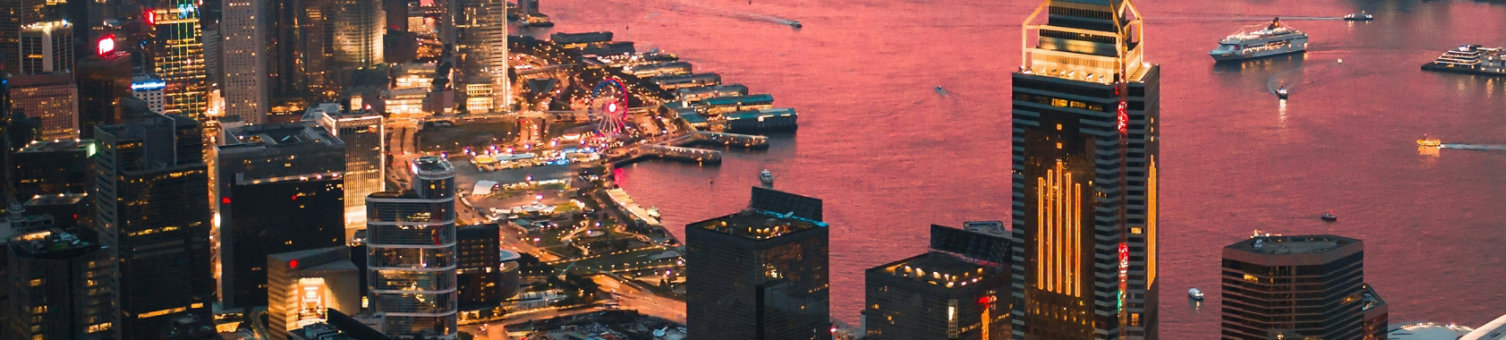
[1008,0,1160,339]
[365,156,457,339]
[152,1,208,119]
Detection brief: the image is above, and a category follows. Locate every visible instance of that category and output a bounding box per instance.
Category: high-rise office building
[132,74,167,114]
[91,109,216,339]
[23,192,89,233]
[304,103,385,235]
[333,0,383,69]
[456,223,506,309]
[18,20,72,75]
[151,1,209,118]
[216,123,346,310]
[7,73,77,140]
[454,0,508,113]
[1008,0,1160,338]
[2,229,117,340]
[366,156,458,339]
[76,40,133,138]
[686,187,830,340]
[221,0,268,124]
[1221,235,1384,340]
[519,0,539,15]
[12,139,90,201]
[864,224,1011,340]
[266,246,361,340]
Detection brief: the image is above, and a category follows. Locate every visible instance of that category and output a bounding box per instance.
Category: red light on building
[96,35,115,56]
[976,295,997,305]
[289,260,299,269]
[1117,101,1129,135]
[222,197,231,204]
[144,10,156,25]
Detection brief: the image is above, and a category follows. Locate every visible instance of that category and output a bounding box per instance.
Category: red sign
[96,35,115,56]
[1117,100,1129,135]
[1118,242,1129,278]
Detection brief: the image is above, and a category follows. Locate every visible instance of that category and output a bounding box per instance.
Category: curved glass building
[366,156,457,338]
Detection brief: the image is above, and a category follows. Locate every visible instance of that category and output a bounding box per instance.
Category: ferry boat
[759,169,775,186]
[1276,86,1289,99]
[1344,11,1374,21]
[1188,288,1205,301]
[1321,212,1338,222]
[1421,44,1506,76]
[1209,18,1309,62]
[788,20,803,29]
[1418,136,1442,148]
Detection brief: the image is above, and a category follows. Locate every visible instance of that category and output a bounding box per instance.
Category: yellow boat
[1418,136,1442,147]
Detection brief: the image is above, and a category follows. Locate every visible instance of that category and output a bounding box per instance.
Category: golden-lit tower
[152,1,209,119]
[1008,0,1159,339]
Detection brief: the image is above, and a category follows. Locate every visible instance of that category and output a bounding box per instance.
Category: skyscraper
[456,223,504,309]
[864,224,1011,340]
[75,40,132,138]
[686,187,830,340]
[221,0,268,124]
[7,73,77,140]
[152,1,209,118]
[132,74,167,114]
[215,123,346,310]
[2,229,117,339]
[91,108,215,338]
[12,139,91,202]
[1221,235,1385,340]
[304,103,385,235]
[1008,0,1160,338]
[266,246,361,340]
[333,0,383,69]
[18,20,72,75]
[454,0,508,113]
[366,156,457,339]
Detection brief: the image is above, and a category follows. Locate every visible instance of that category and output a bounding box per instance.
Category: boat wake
[605,0,799,28]
[1440,144,1506,152]
[1162,15,1343,22]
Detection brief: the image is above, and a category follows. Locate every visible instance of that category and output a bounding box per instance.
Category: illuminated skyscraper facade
[18,20,72,75]
[152,2,209,118]
[454,0,508,113]
[1008,0,1159,339]
[304,104,385,235]
[333,0,383,69]
[7,73,77,140]
[366,156,457,339]
[221,0,268,124]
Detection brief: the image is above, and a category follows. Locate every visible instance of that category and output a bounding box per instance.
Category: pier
[677,131,769,149]
[610,144,723,165]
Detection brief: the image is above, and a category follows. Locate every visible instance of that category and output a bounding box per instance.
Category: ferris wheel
[587,79,630,137]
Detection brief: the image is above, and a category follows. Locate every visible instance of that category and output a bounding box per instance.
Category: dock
[677,131,769,149]
[610,144,722,165]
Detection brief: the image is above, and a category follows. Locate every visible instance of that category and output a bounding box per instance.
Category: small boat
[1188,288,1205,301]
[1418,135,1442,147]
[759,169,775,185]
[647,207,661,219]
[1321,212,1338,222]
[1276,87,1289,99]
[788,20,802,29]
[1344,11,1374,21]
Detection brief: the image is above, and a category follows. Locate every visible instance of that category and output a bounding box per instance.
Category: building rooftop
[1226,234,1359,255]
[871,252,1001,289]
[25,193,87,207]
[9,229,93,257]
[701,94,773,107]
[413,156,454,173]
[1362,283,1386,313]
[725,108,797,120]
[1464,313,1506,340]
[552,31,613,44]
[223,123,340,147]
[17,139,90,153]
[689,209,826,241]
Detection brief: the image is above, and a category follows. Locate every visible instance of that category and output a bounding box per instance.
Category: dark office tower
[686,188,830,340]
[519,0,539,15]
[24,193,89,233]
[1221,235,1380,340]
[151,1,209,118]
[864,224,1011,340]
[1008,0,1160,338]
[76,42,133,139]
[2,229,118,339]
[304,104,385,236]
[19,20,72,75]
[216,123,347,310]
[1,0,18,74]
[366,156,458,338]
[12,139,91,201]
[456,223,503,308]
[92,111,215,339]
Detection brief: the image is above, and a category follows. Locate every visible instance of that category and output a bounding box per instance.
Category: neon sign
[96,35,115,56]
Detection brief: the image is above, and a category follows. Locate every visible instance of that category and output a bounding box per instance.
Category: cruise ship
[1209,18,1309,62]
[1421,44,1506,76]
